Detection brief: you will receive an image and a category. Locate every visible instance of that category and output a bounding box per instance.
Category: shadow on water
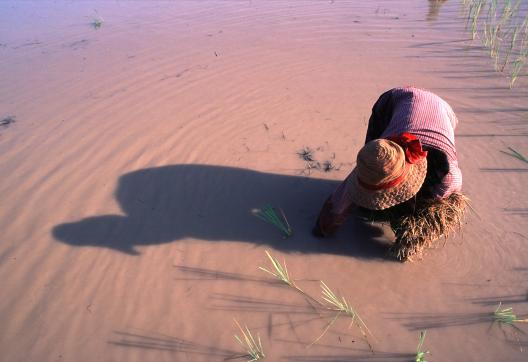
[480,168,528,173]
[173,265,280,285]
[108,331,238,358]
[52,164,391,258]
[285,351,415,362]
[388,311,492,331]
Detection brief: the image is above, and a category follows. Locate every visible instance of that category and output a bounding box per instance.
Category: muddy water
[0,1,527,361]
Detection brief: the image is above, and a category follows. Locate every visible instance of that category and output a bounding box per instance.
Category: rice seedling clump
[493,303,528,325]
[234,320,265,361]
[252,206,292,238]
[388,192,469,261]
[415,330,430,362]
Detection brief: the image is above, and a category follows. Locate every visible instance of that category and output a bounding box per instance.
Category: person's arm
[313,174,356,237]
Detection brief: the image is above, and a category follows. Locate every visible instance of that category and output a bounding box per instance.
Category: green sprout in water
[259,250,295,287]
[415,330,430,362]
[311,281,372,350]
[462,0,528,88]
[252,206,292,238]
[501,147,528,164]
[91,10,104,29]
[234,319,265,361]
[258,250,319,305]
[493,303,528,325]
[91,18,103,29]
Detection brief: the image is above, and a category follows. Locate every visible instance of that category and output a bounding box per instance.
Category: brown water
[1,1,527,361]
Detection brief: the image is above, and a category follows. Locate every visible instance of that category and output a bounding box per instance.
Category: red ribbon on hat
[358,163,410,191]
[386,132,428,164]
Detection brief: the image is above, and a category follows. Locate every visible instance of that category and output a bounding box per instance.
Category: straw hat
[347,136,428,210]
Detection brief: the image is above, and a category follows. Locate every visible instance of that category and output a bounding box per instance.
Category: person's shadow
[52,164,393,258]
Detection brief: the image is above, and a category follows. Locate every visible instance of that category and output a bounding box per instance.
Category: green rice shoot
[91,10,104,29]
[462,0,528,87]
[258,250,321,305]
[415,330,430,362]
[234,319,265,361]
[501,147,528,164]
[493,303,528,325]
[252,206,292,238]
[311,281,372,350]
[259,250,294,287]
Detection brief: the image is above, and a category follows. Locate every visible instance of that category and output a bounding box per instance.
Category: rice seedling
[252,206,292,238]
[320,281,370,335]
[415,331,430,362]
[501,25,519,72]
[259,250,296,288]
[302,161,321,175]
[91,18,103,29]
[258,250,321,306]
[501,147,528,164]
[0,115,15,127]
[257,252,371,349]
[233,319,265,361]
[493,303,528,325]
[311,281,372,350]
[511,58,525,86]
[322,160,337,172]
[91,10,104,29]
[297,147,315,162]
[462,0,527,87]
[468,0,486,40]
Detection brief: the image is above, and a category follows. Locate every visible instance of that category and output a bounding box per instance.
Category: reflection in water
[427,0,448,21]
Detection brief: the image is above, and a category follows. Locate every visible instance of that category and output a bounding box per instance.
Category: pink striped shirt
[328,87,462,216]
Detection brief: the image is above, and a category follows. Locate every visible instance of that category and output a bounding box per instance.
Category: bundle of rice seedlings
[252,206,292,238]
[415,330,430,362]
[233,319,265,361]
[493,303,528,325]
[388,192,470,262]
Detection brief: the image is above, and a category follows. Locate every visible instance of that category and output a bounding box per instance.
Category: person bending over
[313,87,468,261]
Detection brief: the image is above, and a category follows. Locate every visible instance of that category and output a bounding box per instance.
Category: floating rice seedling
[297,147,315,162]
[91,10,104,29]
[462,0,528,87]
[415,331,430,362]
[252,206,292,238]
[91,18,103,29]
[234,320,265,361]
[0,115,15,127]
[311,281,372,350]
[493,303,528,325]
[322,160,338,173]
[257,252,371,349]
[258,250,321,306]
[501,147,528,164]
[259,250,295,287]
